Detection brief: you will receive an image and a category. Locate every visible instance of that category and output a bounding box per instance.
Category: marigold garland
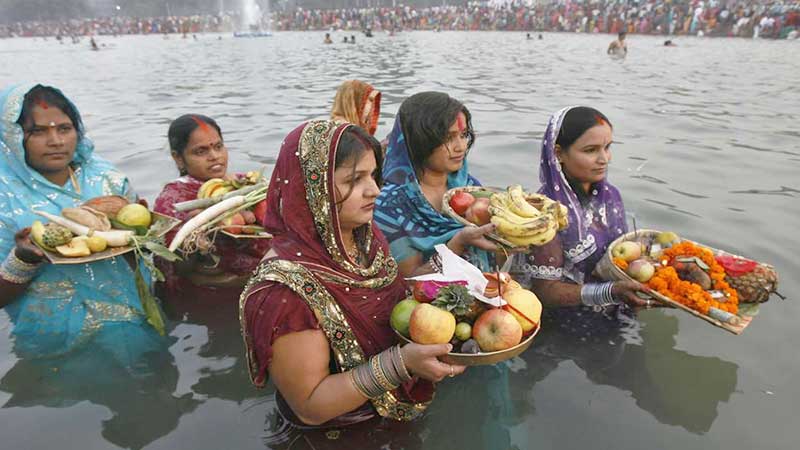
[646,241,739,315]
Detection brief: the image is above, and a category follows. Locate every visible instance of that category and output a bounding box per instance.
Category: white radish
[168,195,247,252]
[33,210,134,247]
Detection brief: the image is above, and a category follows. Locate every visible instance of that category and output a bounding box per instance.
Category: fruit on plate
[449,191,475,216]
[612,241,642,262]
[31,221,72,250]
[409,303,456,345]
[253,199,268,226]
[454,322,472,341]
[221,212,246,234]
[56,239,91,257]
[487,185,565,247]
[655,231,680,248]
[390,298,419,338]
[627,258,655,283]
[85,235,108,253]
[472,308,522,352]
[197,178,227,199]
[116,204,152,229]
[81,195,130,217]
[464,197,491,226]
[502,287,542,334]
[431,283,482,322]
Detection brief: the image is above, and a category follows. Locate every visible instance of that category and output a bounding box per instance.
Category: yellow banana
[197,178,225,199]
[489,205,539,226]
[491,213,554,238]
[503,218,558,247]
[507,185,541,218]
[489,192,512,210]
[557,204,569,230]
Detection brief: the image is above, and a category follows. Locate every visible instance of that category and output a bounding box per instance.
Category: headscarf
[536,106,628,283]
[374,114,491,271]
[0,83,159,359]
[241,121,432,417]
[330,80,382,136]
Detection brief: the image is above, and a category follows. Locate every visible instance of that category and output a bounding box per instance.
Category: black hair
[168,114,223,175]
[334,125,383,205]
[618,31,627,39]
[17,85,84,144]
[397,91,475,175]
[556,106,613,152]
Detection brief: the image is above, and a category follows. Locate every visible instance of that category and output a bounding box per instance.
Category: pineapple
[431,284,483,323]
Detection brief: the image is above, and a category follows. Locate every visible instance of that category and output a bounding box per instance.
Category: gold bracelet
[392,345,412,382]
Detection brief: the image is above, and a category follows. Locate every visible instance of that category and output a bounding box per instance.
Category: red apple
[464,197,491,225]
[222,213,246,234]
[409,303,456,345]
[253,200,268,226]
[627,258,655,282]
[611,241,642,262]
[449,191,475,216]
[472,308,522,352]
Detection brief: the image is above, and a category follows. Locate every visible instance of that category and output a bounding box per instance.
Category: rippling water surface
[1,32,799,450]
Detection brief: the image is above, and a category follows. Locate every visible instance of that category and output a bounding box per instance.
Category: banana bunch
[488,185,569,247]
[197,178,233,199]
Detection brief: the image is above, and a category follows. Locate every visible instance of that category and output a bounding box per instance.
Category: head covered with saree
[374,92,491,270]
[0,83,160,359]
[536,106,628,283]
[240,120,431,422]
[330,80,381,136]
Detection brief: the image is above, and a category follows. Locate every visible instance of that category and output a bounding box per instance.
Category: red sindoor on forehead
[457,114,466,132]
[36,99,49,110]
[191,116,212,132]
[594,115,607,126]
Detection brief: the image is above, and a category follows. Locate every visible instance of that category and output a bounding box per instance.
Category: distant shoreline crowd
[2,1,799,40]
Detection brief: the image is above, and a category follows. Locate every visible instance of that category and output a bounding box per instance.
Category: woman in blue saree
[374,92,497,277]
[0,83,163,362]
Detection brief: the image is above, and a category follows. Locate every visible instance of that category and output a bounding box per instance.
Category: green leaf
[143,240,182,262]
[134,263,166,336]
[737,303,760,317]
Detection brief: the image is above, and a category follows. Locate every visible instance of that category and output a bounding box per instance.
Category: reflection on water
[1,32,798,449]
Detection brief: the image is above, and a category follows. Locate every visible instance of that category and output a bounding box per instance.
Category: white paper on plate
[407,244,506,307]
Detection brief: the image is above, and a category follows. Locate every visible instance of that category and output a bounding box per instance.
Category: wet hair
[397,92,475,174]
[334,125,383,207]
[168,114,223,175]
[556,107,613,152]
[618,31,627,39]
[17,85,84,144]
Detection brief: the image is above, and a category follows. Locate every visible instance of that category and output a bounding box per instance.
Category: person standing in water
[607,31,628,56]
[324,33,333,44]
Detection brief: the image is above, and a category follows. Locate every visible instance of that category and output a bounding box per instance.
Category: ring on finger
[448,365,455,378]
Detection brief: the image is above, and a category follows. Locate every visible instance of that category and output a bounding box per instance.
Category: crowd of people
[2,1,799,40]
[1,79,650,431]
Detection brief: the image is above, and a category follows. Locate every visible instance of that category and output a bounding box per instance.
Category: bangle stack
[580,282,620,309]
[428,253,443,273]
[0,250,42,285]
[350,345,412,399]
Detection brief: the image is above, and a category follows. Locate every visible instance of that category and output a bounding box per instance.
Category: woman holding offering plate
[511,107,650,317]
[374,92,497,277]
[0,83,161,359]
[240,120,465,428]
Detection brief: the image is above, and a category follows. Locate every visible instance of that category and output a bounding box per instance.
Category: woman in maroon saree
[240,120,464,429]
[154,114,270,302]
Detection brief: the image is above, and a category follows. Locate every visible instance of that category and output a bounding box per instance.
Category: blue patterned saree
[374,119,492,271]
[0,83,162,360]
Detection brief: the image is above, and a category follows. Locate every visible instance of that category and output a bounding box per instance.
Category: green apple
[454,322,472,341]
[656,231,680,248]
[390,298,419,337]
[612,241,642,262]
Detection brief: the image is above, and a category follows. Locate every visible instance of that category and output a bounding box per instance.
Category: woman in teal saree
[0,83,163,361]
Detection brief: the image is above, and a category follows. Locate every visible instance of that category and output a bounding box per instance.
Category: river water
[1,31,798,450]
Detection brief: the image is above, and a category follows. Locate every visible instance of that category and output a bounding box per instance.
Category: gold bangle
[393,345,412,382]
[348,370,371,399]
[371,354,397,392]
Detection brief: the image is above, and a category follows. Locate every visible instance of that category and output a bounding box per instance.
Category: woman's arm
[0,229,45,308]
[270,329,465,426]
[532,278,649,308]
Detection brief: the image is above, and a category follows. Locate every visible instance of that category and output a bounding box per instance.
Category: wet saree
[240,120,433,427]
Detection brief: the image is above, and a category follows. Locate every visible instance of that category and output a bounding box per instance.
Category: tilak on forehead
[36,98,49,110]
